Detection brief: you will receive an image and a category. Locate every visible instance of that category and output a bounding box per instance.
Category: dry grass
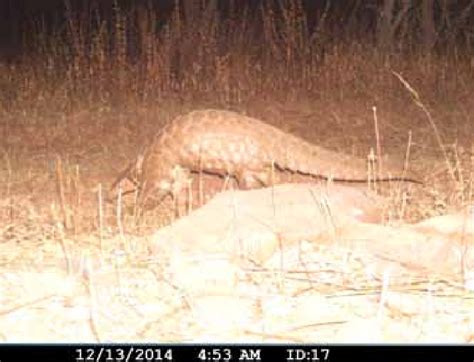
[0,1,473,342]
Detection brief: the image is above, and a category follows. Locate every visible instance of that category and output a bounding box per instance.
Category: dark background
[2,0,472,59]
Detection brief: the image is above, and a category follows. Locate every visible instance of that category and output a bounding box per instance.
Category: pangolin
[112,109,421,208]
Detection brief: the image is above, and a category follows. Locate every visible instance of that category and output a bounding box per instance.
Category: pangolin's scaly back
[144,109,415,183]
